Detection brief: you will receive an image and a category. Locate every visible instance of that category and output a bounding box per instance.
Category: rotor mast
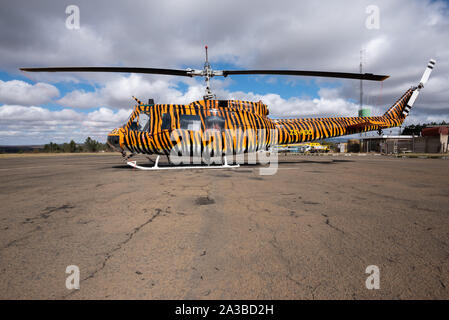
[203,45,215,100]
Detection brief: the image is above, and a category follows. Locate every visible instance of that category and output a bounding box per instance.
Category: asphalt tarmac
[0,153,448,299]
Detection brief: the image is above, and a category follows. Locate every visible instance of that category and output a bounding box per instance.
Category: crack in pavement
[62,208,162,299]
[322,214,345,234]
[248,206,315,296]
[2,226,43,250]
[267,228,307,290]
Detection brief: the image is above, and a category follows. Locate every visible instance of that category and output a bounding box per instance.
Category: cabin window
[205,115,225,130]
[180,115,202,131]
[161,113,171,130]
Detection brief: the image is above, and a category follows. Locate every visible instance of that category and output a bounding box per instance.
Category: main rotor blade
[20,67,192,77]
[222,70,389,81]
[20,67,389,80]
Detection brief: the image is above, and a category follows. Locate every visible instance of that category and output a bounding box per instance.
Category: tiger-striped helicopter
[21,47,435,170]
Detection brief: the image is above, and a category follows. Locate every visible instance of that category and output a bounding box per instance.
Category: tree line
[401,121,447,136]
[43,137,112,153]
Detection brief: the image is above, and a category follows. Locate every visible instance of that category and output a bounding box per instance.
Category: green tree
[69,140,77,153]
[62,143,70,153]
[84,137,100,152]
[402,121,448,136]
[43,142,60,153]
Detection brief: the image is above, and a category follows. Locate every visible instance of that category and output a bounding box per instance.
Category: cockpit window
[180,115,202,131]
[139,113,150,131]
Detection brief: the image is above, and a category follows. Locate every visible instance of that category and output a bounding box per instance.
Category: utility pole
[360,50,363,113]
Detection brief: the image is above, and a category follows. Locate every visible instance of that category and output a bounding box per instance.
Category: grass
[394,153,449,159]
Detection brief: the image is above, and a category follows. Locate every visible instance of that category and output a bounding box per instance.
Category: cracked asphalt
[0,153,448,299]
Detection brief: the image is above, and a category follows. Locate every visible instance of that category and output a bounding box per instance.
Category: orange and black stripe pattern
[118,100,275,156]
[275,88,414,144]
[111,87,417,156]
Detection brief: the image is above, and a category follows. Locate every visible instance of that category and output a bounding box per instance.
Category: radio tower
[359,49,363,114]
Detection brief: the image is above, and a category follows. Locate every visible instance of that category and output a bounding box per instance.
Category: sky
[0,0,448,145]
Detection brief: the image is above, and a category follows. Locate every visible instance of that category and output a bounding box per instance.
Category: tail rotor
[403,59,436,116]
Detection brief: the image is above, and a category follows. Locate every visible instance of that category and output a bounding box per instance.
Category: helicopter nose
[107,129,122,151]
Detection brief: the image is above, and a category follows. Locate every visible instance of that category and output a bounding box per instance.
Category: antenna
[203,45,215,100]
[204,45,209,67]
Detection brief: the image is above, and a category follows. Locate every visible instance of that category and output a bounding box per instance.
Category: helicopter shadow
[107,158,354,170]
[276,159,354,165]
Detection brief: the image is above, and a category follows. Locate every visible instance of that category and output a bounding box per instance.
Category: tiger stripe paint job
[107,86,417,158]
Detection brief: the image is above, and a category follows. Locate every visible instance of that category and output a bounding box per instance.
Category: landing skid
[126,155,240,171]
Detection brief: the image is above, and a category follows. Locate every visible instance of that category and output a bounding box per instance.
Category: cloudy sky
[0,0,448,145]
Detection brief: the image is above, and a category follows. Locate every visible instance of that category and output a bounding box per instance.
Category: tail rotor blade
[403,59,436,116]
[419,59,436,87]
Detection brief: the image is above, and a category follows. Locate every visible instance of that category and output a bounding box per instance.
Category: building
[361,135,415,153]
[421,126,448,153]
[360,126,449,154]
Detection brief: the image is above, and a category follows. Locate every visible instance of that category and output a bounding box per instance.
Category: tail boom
[275,59,435,145]
[274,115,402,145]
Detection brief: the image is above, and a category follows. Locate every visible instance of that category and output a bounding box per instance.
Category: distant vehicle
[300,145,312,153]
[308,143,330,153]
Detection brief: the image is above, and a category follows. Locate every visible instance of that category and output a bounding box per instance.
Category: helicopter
[21,47,435,170]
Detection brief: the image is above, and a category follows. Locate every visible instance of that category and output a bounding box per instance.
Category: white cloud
[0,105,130,145]
[0,105,79,121]
[57,74,206,109]
[0,80,59,105]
